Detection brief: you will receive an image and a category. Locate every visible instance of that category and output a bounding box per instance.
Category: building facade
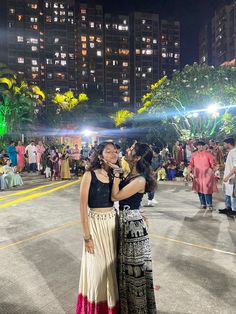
[3,1,181,108]
[130,12,160,107]
[160,19,181,77]
[104,14,130,108]
[200,0,236,66]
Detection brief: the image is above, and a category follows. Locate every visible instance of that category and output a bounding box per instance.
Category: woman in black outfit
[111,142,157,314]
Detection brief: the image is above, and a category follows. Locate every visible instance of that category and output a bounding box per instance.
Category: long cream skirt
[76,209,119,314]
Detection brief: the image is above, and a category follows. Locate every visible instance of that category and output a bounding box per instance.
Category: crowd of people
[0,140,99,190]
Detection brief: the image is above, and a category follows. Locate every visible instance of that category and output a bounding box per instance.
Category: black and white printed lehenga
[118,176,157,314]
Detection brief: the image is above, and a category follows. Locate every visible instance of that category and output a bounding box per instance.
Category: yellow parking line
[0,220,80,251]
[0,180,80,209]
[0,180,64,200]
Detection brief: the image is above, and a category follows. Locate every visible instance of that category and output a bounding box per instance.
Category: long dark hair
[134,143,157,193]
[87,142,116,180]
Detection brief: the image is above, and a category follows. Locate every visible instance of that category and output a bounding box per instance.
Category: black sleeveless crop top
[119,176,144,210]
[88,171,114,208]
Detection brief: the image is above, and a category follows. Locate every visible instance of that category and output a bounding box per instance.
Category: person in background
[3,159,23,188]
[16,141,25,172]
[185,139,193,162]
[25,140,37,173]
[166,159,177,181]
[219,138,236,216]
[51,147,60,180]
[7,141,17,167]
[60,152,71,180]
[209,139,224,169]
[188,141,218,213]
[157,165,166,181]
[147,147,162,206]
[72,144,81,176]
[36,141,45,171]
[0,160,6,191]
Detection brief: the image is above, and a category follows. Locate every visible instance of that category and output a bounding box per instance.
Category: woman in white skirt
[76,142,119,314]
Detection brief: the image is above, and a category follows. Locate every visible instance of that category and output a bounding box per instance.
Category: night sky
[95,0,226,66]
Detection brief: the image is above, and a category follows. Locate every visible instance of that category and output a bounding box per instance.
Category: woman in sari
[3,159,23,188]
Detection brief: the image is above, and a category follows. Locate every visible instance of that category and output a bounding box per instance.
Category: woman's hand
[85,239,94,254]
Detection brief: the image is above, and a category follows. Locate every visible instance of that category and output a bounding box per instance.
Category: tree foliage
[0,64,45,135]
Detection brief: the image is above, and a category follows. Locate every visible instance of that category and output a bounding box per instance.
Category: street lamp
[206,103,220,114]
[82,129,92,137]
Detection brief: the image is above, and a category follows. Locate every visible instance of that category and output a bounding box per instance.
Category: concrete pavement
[0,179,235,314]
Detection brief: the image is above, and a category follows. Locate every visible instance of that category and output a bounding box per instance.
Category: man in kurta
[7,142,17,167]
[25,141,37,173]
[209,139,224,169]
[219,137,236,216]
[188,141,218,212]
[36,141,45,171]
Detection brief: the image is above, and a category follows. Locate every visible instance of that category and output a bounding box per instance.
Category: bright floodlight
[206,103,220,114]
[193,112,199,117]
[82,129,92,136]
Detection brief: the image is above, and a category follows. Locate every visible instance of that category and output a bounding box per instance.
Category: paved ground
[0,178,236,314]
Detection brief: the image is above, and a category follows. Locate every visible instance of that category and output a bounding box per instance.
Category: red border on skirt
[76,293,119,314]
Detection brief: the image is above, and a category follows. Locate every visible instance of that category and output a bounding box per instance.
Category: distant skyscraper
[77,3,104,95]
[160,19,181,77]
[104,14,130,108]
[2,1,181,108]
[6,0,76,93]
[200,0,236,67]
[130,12,160,107]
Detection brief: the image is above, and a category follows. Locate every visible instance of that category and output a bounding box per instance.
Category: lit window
[17,15,23,21]
[142,20,146,24]
[61,60,67,66]
[69,53,74,59]
[9,8,15,14]
[122,80,129,85]
[68,11,73,17]
[153,39,157,44]
[54,3,59,8]
[17,57,24,64]
[32,74,39,79]
[60,18,65,23]
[54,17,58,22]
[31,24,38,30]
[118,25,128,31]
[174,53,180,59]
[31,4,38,9]
[96,37,102,43]
[105,24,110,29]
[81,36,87,42]
[17,36,24,42]
[46,58,52,64]
[142,73,146,78]
[8,22,14,28]
[90,22,95,28]
[32,66,39,72]
[61,53,66,59]
[119,49,129,55]
[54,10,59,15]
[81,9,86,14]
[123,97,130,102]
[90,43,94,48]
[147,67,152,73]
[122,62,129,67]
[97,50,102,57]
[54,38,59,43]
[113,60,118,66]
[46,16,52,23]
[82,70,87,76]
[55,73,65,79]
[60,4,65,9]
[31,46,38,51]
[89,36,94,41]
[82,43,87,49]
[136,49,141,54]
[45,2,49,8]
[54,52,59,58]
[55,60,60,65]
[47,73,52,79]
[82,50,87,56]
[60,11,65,16]
[113,79,118,84]
[174,42,179,47]
[32,59,38,65]
[142,37,146,42]
[30,17,38,23]
[162,53,167,58]
[146,49,153,55]
[82,15,86,21]
[27,38,38,44]
[169,53,174,58]
[123,20,127,24]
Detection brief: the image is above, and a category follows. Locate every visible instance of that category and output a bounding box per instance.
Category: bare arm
[80,171,91,238]
[112,176,146,201]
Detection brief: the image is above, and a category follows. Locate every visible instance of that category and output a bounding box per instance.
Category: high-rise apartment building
[104,14,130,107]
[77,3,104,94]
[130,12,160,107]
[199,0,236,66]
[160,19,181,77]
[6,0,76,93]
[2,1,181,108]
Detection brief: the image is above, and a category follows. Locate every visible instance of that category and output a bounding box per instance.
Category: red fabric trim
[76,293,119,314]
